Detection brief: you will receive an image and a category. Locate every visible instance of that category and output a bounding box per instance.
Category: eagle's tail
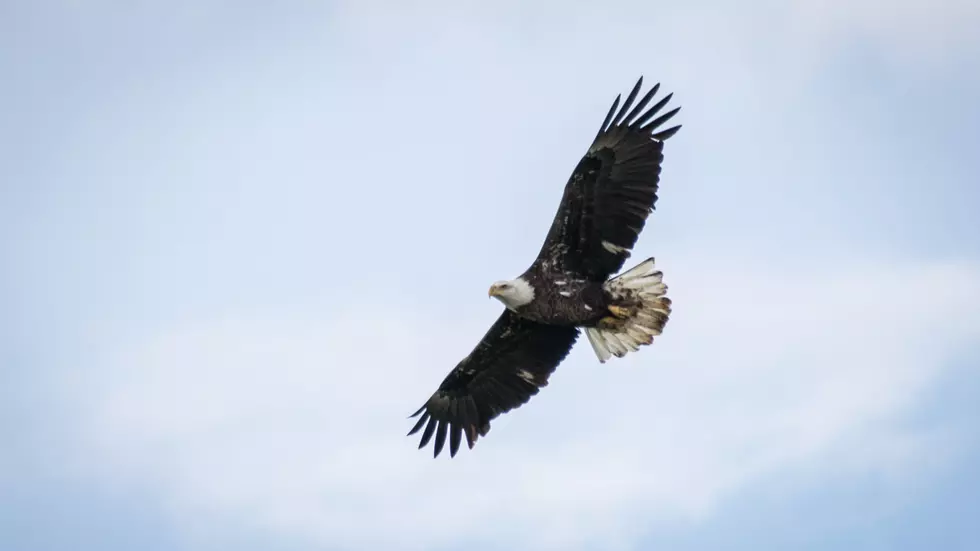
[585,257,671,363]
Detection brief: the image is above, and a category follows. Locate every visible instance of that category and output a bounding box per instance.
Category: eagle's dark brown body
[510,270,608,327]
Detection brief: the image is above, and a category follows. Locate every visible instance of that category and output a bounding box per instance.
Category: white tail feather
[585,257,671,363]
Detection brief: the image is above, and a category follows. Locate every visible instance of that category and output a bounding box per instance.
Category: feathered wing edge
[534,76,681,281]
[406,310,579,458]
[591,75,682,147]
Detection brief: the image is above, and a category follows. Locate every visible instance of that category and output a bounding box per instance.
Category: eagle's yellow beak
[488,284,500,298]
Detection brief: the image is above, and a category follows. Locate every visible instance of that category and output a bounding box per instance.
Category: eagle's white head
[488,278,535,310]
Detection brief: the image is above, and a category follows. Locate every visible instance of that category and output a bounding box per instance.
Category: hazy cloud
[82,252,980,549]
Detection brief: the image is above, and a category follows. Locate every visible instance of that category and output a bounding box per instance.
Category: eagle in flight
[408,77,681,458]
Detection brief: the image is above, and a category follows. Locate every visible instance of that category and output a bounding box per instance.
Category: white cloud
[788,0,980,67]
[324,0,979,86]
[80,253,980,550]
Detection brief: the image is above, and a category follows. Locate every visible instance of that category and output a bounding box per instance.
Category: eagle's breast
[516,271,602,326]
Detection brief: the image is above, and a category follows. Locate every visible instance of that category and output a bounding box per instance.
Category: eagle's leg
[596,316,619,329]
[597,315,624,329]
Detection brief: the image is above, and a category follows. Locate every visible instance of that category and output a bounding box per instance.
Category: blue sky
[2,1,980,550]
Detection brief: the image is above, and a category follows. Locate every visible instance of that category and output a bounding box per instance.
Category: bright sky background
[3,1,980,550]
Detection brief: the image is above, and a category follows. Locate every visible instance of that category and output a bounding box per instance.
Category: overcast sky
[3,1,980,550]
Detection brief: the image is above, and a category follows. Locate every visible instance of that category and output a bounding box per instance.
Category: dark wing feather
[407,310,579,458]
[535,76,681,281]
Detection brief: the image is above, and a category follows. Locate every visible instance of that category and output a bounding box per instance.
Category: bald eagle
[408,77,681,458]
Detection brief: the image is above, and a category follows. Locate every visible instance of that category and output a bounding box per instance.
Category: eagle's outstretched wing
[535,77,681,281]
[407,310,579,458]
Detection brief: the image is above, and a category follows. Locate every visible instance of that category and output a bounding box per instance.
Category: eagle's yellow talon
[608,305,630,319]
[597,316,620,329]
